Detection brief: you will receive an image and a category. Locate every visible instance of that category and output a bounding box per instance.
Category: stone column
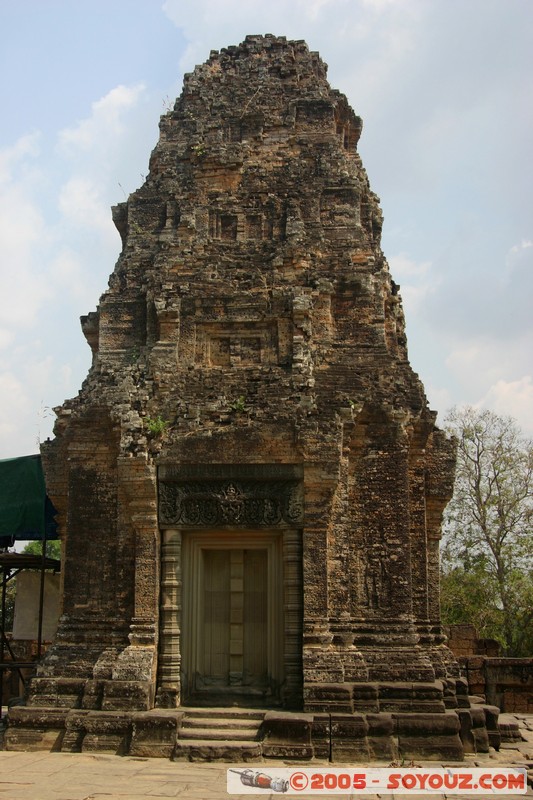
[156,528,181,707]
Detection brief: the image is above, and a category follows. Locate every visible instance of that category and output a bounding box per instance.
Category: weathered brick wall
[445,624,479,657]
[459,656,533,713]
[36,35,458,714]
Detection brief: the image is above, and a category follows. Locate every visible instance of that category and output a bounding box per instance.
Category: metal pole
[0,564,7,722]
[37,525,48,661]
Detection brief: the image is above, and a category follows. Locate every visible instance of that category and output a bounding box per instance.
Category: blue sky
[1,0,532,459]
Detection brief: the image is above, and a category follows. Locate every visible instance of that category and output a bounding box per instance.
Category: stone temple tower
[8,35,490,760]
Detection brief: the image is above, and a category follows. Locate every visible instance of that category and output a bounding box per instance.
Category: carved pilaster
[282,529,304,708]
[156,529,182,707]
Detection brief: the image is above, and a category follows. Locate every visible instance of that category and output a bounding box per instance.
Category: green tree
[22,540,61,560]
[441,407,533,656]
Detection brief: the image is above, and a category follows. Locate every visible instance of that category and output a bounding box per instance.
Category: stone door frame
[155,463,304,709]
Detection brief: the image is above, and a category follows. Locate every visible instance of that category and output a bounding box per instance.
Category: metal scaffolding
[0,550,60,722]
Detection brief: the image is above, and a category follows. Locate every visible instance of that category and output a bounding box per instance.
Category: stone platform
[4,702,499,763]
[1,714,533,800]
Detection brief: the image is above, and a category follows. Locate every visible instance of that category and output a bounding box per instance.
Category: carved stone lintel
[158,479,303,528]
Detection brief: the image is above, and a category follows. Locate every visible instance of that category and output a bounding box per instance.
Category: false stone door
[181,532,283,706]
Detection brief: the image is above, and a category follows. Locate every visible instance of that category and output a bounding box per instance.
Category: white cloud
[477,377,533,436]
[424,382,453,422]
[446,341,508,390]
[444,335,533,429]
[303,0,346,22]
[0,163,52,328]
[0,370,33,455]
[505,238,533,280]
[162,0,419,89]
[0,83,150,458]
[0,329,14,350]
[0,132,40,183]
[389,253,431,278]
[57,82,151,213]
[58,176,112,234]
[49,249,88,301]
[388,253,435,312]
[58,84,146,155]
[508,239,532,256]
[1,2,531,459]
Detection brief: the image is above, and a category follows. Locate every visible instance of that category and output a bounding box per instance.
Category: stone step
[182,707,265,719]
[173,739,262,762]
[182,717,259,730]
[179,726,258,741]
[176,708,264,757]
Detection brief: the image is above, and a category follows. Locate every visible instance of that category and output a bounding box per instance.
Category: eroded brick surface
[9,35,473,760]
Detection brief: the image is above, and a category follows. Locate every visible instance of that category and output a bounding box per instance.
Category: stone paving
[0,715,531,800]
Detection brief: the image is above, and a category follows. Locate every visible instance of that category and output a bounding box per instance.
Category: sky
[0,0,532,460]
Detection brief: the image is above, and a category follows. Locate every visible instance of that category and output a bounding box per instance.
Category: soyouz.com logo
[227,767,527,794]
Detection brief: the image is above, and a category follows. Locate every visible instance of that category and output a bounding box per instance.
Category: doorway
[181,531,284,706]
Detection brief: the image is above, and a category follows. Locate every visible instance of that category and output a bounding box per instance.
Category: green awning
[0,455,58,546]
